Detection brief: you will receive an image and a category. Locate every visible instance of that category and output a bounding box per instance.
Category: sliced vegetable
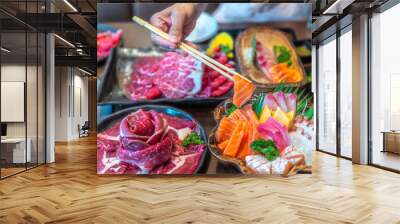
[182,132,204,147]
[252,93,265,119]
[206,32,234,57]
[251,35,257,64]
[272,107,291,128]
[226,104,238,116]
[259,106,272,124]
[250,139,280,161]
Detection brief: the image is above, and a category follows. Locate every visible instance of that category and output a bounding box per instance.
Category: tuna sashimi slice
[255,41,277,81]
[263,93,279,111]
[233,75,256,108]
[285,93,297,112]
[273,92,288,112]
[258,117,291,152]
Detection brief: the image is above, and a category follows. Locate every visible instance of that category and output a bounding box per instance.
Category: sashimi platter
[210,81,313,176]
[97,15,313,176]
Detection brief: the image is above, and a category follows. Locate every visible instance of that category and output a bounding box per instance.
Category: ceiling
[311,0,391,43]
[0,0,96,73]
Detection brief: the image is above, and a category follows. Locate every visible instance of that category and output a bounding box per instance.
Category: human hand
[150,3,206,48]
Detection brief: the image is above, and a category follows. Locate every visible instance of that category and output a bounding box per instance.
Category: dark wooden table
[381,131,400,155]
[97,21,310,174]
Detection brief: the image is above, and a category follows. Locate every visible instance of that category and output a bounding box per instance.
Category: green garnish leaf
[273,45,292,66]
[252,93,265,119]
[274,83,284,93]
[220,44,231,54]
[304,107,314,120]
[250,139,280,161]
[226,104,238,116]
[182,132,204,147]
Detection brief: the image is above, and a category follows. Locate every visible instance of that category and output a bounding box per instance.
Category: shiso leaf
[250,139,279,161]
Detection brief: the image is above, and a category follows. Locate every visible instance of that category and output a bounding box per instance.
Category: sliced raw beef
[152,145,205,174]
[196,63,233,98]
[97,30,123,59]
[97,121,140,174]
[255,40,277,82]
[153,52,204,98]
[97,120,120,150]
[117,135,173,173]
[161,113,196,130]
[128,57,162,100]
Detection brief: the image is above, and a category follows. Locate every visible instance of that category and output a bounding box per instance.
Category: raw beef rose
[117,110,172,172]
[119,110,165,148]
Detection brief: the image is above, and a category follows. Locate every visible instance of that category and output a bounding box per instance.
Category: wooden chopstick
[132,16,253,83]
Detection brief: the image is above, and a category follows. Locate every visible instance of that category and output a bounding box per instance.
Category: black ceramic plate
[97,47,233,106]
[98,105,210,174]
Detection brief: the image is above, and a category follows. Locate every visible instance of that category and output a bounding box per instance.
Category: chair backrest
[82,121,90,129]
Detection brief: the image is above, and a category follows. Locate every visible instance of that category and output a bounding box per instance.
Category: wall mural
[97,3,313,176]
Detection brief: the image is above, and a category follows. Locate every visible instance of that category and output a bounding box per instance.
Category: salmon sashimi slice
[217,140,229,152]
[237,121,253,160]
[233,75,256,108]
[223,121,245,157]
[228,108,249,122]
[216,117,236,143]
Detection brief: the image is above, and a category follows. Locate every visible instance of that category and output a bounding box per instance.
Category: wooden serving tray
[209,99,312,176]
[236,26,306,89]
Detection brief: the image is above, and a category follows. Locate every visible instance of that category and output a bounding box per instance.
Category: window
[339,28,352,158]
[370,2,400,171]
[317,36,337,154]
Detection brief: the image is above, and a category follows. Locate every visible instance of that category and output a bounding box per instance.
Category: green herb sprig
[273,45,292,66]
[251,93,265,119]
[250,139,280,161]
[182,132,204,147]
[226,104,238,116]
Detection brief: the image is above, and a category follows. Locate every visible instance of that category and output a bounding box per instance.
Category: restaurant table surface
[97,21,310,174]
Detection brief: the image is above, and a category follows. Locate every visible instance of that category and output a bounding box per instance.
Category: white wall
[1,64,46,164]
[54,67,89,141]
[1,65,35,138]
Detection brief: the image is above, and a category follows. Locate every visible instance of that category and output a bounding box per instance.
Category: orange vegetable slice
[233,76,256,107]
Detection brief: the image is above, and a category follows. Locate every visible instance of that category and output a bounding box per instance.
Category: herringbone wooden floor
[1,136,400,224]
